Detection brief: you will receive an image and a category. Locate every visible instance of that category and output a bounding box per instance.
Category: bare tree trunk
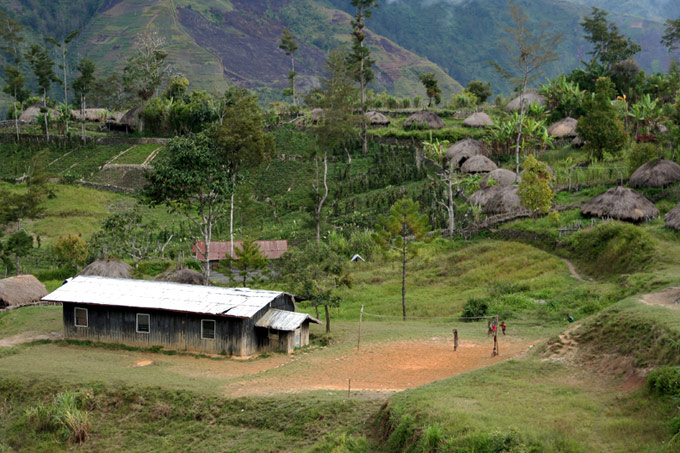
[230,181,235,259]
[43,88,49,142]
[360,50,368,156]
[446,169,455,236]
[401,241,407,321]
[513,74,529,179]
[315,151,329,245]
[324,304,331,333]
[291,56,296,106]
[13,86,19,141]
[81,95,86,142]
[62,47,69,135]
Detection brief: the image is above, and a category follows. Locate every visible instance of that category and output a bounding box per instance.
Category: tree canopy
[581,7,641,68]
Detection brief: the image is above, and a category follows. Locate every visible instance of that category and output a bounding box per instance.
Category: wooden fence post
[357,304,364,351]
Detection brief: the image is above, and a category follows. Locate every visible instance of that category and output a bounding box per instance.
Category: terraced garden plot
[110,144,163,165]
[46,143,131,178]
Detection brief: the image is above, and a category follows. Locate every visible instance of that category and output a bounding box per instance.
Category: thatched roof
[460,155,498,174]
[505,92,546,112]
[571,135,584,148]
[445,139,490,166]
[79,259,132,279]
[119,105,144,130]
[18,103,58,123]
[403,111,446,130]
[548,117,578,138]
[581,186,659,222]
[664,203,680,231]
[365,110,391,126]
[480,168,520,188]
[153,268,207,285]
[310,108,324,122]
[0,275,48,308]
[629,159,680,189]
[462,112,494,128]
[468,185,521,215]
[71,108,109,122]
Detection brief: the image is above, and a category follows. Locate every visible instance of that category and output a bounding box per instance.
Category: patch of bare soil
[217,338,530,397]
[640,287,680,310]
[0,331,62,347]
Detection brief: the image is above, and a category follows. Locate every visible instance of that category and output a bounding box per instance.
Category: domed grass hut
[480,168,520,188]
[664,203,680,231]
[153,268,207,285]
[0,275,48,309]
[116,105,144,133]
[403,111,446,130]
[19,102,58,123]
[629,159,680,188]
[71,108,110,122]
[581,187,659,222]
[505,92,546,112]
[462,112,494,128]
[445,139,489,167]
[468,185,521,215]
[461,155,498,174]
[79,259,132,279]
[309,108,324,123]
[548,117,578,138]
[365,111,390,127]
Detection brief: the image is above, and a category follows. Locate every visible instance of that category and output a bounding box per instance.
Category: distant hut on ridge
[0,275,48,309]
[468,185,522,215]
[365,111,391,127]
[462,112,494,128]
[505,92,546,112]
[460,155,498,174]
[153,268,207,286]
[629,159,680,188]
[664,203,680,231]
[71,108,109,122]
[403,111,446,130]
[480,168,520,188]
[19,102,58,124]
[116,105,144,133]
[445,139,489,167]
[581,187,659,222]
[548,117,578,138]
[79,259,132,279]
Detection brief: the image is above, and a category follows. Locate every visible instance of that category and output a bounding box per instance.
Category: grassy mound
[564,221,657,278]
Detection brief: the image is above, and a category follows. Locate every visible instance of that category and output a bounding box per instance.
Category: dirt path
[640,287,680,310]
[0,331,62,347]
[562,258,585,282]
[165,338,531,397]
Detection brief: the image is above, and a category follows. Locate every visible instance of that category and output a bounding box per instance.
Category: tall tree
[278,28,298,105]
[0,10,25,140]
[662,18,680,54]
[45,29,79,133]
[418,72,441,107]
[313,47,358,244]
[347,0,378,156]
[580,7,641,68]
[374,199,432,321]
[577,77,627,161]
[231,239,268,287]
[491,1,561,177]
[72,58,96,141]
[518,155,555,219]
[25,44,57,141]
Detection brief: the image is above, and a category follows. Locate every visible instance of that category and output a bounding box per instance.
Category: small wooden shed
[42,276,320,356]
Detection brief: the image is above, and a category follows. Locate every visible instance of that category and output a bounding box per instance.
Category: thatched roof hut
[571,136,584,148]
[462,112,494,128]
[548,117,578,138]
[461,155,498,174]
[0,275,48,308]
[309,108,324,123]
[153,268,207,285]
[71,108,109,122]
[79,259,132,279]
[365,111,390,126]
[18,102,58,123]
[581,186,659,222]
[505,92,546,112]
[629,159,680,188]
[664,203,680,231]
[480,168,520,188]
[403,111,446,130]
[119,105,144,131]
[445,139,489,166]
[468,185,521,215]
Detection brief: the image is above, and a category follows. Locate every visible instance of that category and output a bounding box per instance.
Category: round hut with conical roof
[581,186,659,222]
[19,102,58,124]
[117,105,144,133]
[505,92,546,112]
[445,139,489,167]
[665,203,680,231]
[0,275,48,308]
[629,159,680,188]
[153,268,207,285]
[79,259,132,279]
[462,112,494,128]
[403,111,446,130]
[461,155,498,174]
[548,117,578,138]
[469,185,521,215]
[480,168,520,188]
[365,111,391,127]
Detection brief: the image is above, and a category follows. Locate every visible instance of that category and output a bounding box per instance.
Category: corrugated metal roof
[42,276,290,319]
[193,240,289,261]
[255,309,321,331]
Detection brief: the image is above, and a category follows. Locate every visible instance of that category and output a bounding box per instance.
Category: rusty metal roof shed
[255,309,321,331]
[42,276,293,319]
[193,240,289,261]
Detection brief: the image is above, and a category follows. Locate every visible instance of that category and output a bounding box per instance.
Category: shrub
[565,221,657,277]
[462,297,490,321]
[627,142,660,176]
[448,91,478,110]
[647,366,680,397]
[24,390,94,444]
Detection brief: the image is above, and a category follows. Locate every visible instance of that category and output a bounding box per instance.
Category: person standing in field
[500,321,506,335]
[567,314,575,323]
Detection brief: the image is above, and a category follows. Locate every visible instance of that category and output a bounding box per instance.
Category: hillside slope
[0,0,462,102]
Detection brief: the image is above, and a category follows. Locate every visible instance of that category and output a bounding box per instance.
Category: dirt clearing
[640,287,680,309]
[0,331,62,347]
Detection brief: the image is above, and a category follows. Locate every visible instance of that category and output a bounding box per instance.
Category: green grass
[0,305,62,340]
[111,144,162,165]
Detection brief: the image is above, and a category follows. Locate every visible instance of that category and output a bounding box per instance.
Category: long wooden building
[42,276,320,356]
